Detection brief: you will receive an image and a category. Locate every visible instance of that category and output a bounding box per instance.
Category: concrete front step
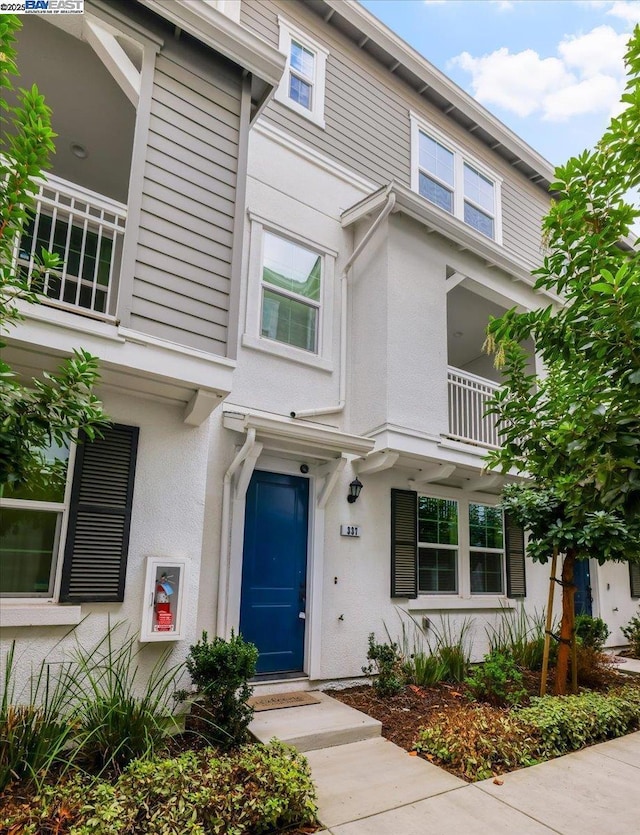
[249,691,381,752]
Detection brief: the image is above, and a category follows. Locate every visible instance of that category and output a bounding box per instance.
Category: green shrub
[415,705,538,781]
[517,686,640,757]
[0,742,318,835]
[362,633,405,697]
[184,631,258,748]
[465,651,528,707]
[575,615,610,651]
[622,612,640,658]
[73,627,183,773]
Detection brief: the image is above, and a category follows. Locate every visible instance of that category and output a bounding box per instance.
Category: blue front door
[574,559,592,617]
[239,471,309,674]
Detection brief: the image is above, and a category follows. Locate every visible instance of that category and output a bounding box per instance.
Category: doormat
[249,691,321,712]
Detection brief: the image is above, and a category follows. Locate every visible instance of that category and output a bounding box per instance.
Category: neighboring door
[239,471,309,674]
[574,559,593,617]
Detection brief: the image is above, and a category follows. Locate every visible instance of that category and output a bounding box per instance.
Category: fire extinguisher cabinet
[140,557,188,642]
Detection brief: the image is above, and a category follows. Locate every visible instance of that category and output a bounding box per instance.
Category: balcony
[14,173,127,320]
[447,366,501,448]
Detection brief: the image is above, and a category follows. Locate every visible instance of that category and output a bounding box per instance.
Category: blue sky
[360,0,640,167]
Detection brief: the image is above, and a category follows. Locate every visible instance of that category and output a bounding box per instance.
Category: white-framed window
[418,495,505,595]
[410,113,502,242]
[243,214,335,371]
[0,442,74,599]
[274,17,328,129]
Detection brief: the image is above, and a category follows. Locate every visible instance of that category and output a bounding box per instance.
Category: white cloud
[490,1,515,9]
[607,1,640,24]
[453,49,574,118]
[452,24,629,122]
[558,26,628,77]
[542,73,622,119]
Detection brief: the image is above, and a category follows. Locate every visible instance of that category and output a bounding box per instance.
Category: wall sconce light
[347,477,363,504]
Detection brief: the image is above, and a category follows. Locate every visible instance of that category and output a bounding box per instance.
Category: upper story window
[243,214,336,372]
[410,113,502,243]
[275,17,328,129]
[261,231,322,353]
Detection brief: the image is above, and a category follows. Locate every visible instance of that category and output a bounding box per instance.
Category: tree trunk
[554,549,576,695]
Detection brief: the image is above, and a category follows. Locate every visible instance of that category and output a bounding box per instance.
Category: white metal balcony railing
[12,172,127,318]
[447,366,501,448]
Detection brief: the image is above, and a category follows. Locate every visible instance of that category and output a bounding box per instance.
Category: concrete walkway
[250,690,640,835]
[309,731,640,834]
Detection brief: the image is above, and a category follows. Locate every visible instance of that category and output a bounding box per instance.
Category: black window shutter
[505,513,526,598]
[391,489,418,598]
[60,424,139,603]
[630,561,640,599]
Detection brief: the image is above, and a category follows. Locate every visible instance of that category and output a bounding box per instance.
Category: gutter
[291,189,396,420]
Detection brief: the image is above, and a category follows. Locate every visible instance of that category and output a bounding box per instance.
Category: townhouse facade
[2,0,638,688]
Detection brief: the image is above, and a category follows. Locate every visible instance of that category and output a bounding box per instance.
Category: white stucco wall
[0,389,211,699]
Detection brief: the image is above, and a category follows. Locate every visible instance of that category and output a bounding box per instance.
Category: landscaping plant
[362,633,406,697]
[464,651,528,707]
[517,686,640,758]
[415,704,538,781]
[0,642,77,791]
[487,605,556,671]
[575,615,610,651]
[183,630,258,747]
[0,741,318,834]
[622,612,640,658]
[72,626,184,773]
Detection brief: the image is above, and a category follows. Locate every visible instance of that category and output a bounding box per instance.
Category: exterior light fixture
[347,477,363,504]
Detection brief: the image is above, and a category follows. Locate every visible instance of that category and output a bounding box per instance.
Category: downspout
[291,190,396,419]
[216,427,257,637]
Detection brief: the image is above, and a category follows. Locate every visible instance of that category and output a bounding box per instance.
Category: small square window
[275,18,328,129]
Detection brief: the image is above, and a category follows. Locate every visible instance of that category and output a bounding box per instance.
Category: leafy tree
[485,27,640,695]
[0,16,107,490]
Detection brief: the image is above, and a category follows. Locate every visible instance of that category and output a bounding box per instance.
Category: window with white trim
[0,442,71,597]
[418,496,505,595]
[243,215,335,370]
[261,230,322,353]
[411,114,502,242]
[275,17,328,128]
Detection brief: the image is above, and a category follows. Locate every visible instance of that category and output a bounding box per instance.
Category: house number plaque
[340,524,361,537]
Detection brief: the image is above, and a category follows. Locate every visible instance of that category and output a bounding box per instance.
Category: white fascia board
[324,0,555,189]
[341,181,562,303]
[223,407,375,458]
[11,302,235,401]
[136,0,286,87]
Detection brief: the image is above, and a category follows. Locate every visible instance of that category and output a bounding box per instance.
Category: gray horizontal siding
[241,0,547,270]
[131,41,241,355]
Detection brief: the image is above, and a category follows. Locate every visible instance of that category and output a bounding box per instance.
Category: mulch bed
[326,664,619,759]
[328,683,467,751]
